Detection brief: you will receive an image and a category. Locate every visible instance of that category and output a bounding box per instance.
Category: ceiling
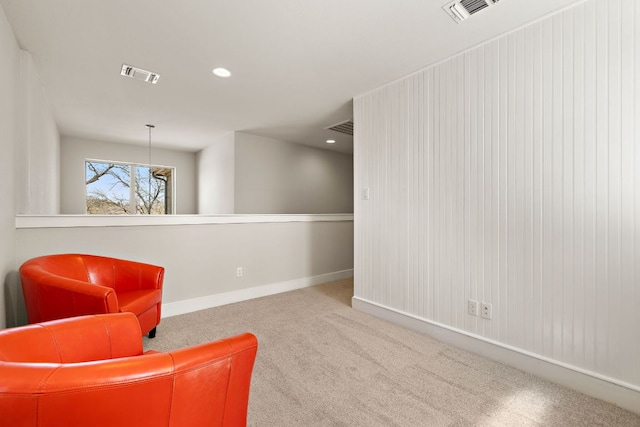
[0,0,580,154]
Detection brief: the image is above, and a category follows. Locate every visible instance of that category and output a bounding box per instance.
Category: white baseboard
[161,269,354,318]
[352,296,640,416]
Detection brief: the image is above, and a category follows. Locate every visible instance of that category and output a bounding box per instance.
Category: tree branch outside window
[85,160,174,215]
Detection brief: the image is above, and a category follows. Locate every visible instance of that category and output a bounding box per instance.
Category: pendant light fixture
[145,124,155,214]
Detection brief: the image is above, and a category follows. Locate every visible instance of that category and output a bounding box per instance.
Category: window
[85,160,174,215]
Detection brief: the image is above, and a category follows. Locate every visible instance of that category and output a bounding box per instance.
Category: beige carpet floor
[144,278,640,426]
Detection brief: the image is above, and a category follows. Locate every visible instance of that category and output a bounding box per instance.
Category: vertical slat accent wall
[354,0,640,389]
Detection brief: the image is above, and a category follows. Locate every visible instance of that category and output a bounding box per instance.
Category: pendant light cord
[145,124,155,214]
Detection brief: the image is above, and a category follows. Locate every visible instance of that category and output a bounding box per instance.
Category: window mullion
[130,164,136,215]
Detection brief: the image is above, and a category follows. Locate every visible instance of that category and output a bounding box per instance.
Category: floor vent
[443,0,501,23]
[325,119,354,136]
[120,64,160,84]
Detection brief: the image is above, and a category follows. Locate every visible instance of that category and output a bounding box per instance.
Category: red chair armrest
[168,333,258,426]
[21,272,119,324]
[0,314,143,363]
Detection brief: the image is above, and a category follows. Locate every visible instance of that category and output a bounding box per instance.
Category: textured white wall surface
[355,0,640,391]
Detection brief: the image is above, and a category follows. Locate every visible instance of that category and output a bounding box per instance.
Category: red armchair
[0,313,258,427]
[19,254,164,337]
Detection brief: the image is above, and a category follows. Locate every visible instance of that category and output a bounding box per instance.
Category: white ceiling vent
[443,0,501,23]
[325,119,354,136]
[120,64,160,84]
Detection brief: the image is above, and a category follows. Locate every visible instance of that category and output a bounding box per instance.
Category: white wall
[234,132,353,214]
[0,6,59,327]
[14,219,354,322]
[0,4,19,329]
[355,0,639,403]
[197,132,235,214]
[60,137,198,214]
[15,51,59,215]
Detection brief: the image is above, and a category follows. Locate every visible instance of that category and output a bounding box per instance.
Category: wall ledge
[16,213,354,229]
[352,296,640,416]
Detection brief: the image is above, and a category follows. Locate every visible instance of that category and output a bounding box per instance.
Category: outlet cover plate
[481,303,492,319]
[468,300,478,316]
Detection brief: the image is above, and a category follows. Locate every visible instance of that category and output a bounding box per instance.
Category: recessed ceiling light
[326,139,336,144]
[212,67,232,78]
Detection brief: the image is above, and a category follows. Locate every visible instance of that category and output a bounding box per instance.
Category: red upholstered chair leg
[148,327,157,338]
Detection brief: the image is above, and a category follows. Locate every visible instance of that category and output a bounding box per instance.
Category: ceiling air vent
[443,0,501,23]
[325,119,354,136]
[120,64,160,84]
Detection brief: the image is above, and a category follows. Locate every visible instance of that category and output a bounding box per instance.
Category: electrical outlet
[468,300,478,316]
[481,303,492,319]
[236,267,243,277]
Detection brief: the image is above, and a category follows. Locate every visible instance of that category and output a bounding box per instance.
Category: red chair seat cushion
[117,289,162,315]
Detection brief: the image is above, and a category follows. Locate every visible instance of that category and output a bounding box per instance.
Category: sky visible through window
[85,162,131,200]
[85,161,169,215]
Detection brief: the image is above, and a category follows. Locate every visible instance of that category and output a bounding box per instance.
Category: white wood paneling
[354,0,640,391]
